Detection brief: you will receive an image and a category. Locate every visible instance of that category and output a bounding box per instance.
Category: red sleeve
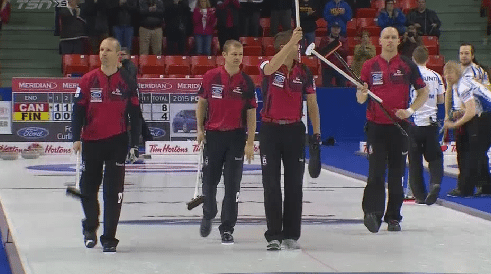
[408,59,426,90]
[338,37,349,57]
[193,8,201,25]
[249,95,258,108]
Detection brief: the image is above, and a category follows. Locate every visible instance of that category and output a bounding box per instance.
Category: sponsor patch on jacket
[272,73,286,88]
[211,84,224,98]
[232,86,242,94]
[372,72,383,85]
[112,88,122,96]
[90,88,103,102]
[292,77,302,84]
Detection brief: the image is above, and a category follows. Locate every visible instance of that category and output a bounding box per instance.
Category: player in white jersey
[407,46,444,205]
[443,60,491,197]
[446,44,491,197]
[452,44,490,113]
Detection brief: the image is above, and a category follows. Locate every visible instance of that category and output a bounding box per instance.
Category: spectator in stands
[298,0,320,54]
[165,0,192,55]
[446,43,490,198]
[485,0,491,35]
[83,0,109,54]
[354,0,370,9]
[351,30,376,77]
[323,0,352,37]
[216,0,240,50]
[139,0,164,55]
[406,0,441,37]
[110,0,137,54]
[193,0,216,55]
[270,0,292,36]
[398,24,423,58]
[319,21,348,87]
[376,0,406,36]
[0,0,11,31]
[239,0,262,37]
[189,0,198,9]
[59,0,87,55]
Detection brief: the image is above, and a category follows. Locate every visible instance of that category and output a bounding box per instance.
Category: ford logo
[17,127,49,139]
[148,127,166,138]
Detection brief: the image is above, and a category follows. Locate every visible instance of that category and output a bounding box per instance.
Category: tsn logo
[16,0,67,9]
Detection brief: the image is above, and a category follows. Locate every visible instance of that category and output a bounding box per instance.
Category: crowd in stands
[482,0,491,36]
[0,0,11,31]
[58,0,445,87]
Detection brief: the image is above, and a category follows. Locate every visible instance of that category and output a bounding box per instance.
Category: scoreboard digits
[13,93,73,122]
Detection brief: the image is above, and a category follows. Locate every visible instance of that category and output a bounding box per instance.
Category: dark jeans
[217,26,240,51]
[194,34,212,56]
[202,129,246,233]
[166,32,187,55]
[363,122,408,223]
[408,125,443,200]
[270,9,292,36]
[113,25,134,52]
[59,39,85,54]
[240,10,261,37]
[80,133,128,241]
[259,122,306,242]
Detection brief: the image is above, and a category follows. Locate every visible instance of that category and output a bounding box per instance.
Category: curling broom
[186,144,204,210]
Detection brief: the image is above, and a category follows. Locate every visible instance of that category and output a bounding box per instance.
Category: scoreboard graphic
[6,77,203,142]
[12,93,73,122]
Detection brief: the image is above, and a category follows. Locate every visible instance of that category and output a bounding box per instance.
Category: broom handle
[194,144,203,199]
[294,0,302,61]
[75,151,81,189]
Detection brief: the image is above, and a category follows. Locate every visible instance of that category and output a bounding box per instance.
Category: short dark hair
[412,45,428,65]
[222,40,243,53]
[274,30,293,53]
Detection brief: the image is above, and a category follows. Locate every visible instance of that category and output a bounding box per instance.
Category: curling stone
[28,143,45,155]
[21,149,40,159]
[1,151,19,160]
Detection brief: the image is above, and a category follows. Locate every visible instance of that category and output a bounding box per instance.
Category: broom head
[186,195,204,210]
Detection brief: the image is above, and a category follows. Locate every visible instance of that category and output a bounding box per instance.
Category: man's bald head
[380,27,399,38]
[379,27,400,54]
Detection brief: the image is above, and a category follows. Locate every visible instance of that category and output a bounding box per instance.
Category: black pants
[202,129,246,234]
[477,113,491,193]
[59,39,84,55]
[259,122,306,242]
[458,114,491,195]
[363,122,408,222]
[166,32,187,55]
[80,133,128,242]
[454,125,466,192]
[217,26,240,51]
[408,125,443,200]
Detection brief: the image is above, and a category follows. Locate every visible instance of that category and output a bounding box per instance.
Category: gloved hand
[308,133,321,178]
[127,147,139,163]
[310,133,322,146]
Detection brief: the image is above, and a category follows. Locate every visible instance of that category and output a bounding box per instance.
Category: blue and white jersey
[453,63,490,110]
[410,66,444,126]
[453,77,491,115]
[464,63,489,85]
